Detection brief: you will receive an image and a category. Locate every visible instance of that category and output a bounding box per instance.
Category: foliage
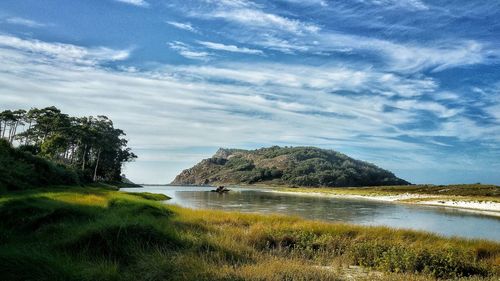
[0,187,498,280]
[0,139,79,191]
[0,107,136,187]
[173,146,409,187]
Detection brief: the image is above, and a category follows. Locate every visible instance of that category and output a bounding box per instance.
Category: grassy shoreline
[1,185,499,280]
[225,183,500,215]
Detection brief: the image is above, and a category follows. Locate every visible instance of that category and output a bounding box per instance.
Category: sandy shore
[270,190,500,217]
[416,199,500,216]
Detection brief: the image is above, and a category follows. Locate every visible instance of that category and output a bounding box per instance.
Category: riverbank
[1,185,499,280]
[266,185,500,217]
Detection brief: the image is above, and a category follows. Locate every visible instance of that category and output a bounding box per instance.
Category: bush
[0,139,80,190]
[252,229,494,279]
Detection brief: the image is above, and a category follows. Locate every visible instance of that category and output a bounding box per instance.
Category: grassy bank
[270,184,500,202]
[0,139,80,191]
[0,186,499,280]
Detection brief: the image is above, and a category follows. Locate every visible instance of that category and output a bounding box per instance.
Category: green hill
[171,146,410,187]
[0,139,79,191]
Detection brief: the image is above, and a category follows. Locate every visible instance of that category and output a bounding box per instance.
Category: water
[121,185,500,242]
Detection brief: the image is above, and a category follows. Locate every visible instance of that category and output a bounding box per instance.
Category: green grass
[0,139,80,191]
[127,192,171,201]
[0,186,499,280]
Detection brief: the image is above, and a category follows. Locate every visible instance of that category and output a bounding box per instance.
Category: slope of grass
[0,139,80,191]
[0,186,499,280]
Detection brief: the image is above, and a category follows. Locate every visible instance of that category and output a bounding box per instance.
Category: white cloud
[172,64,436,98]
[114,0,149,7]
[4,17,46,28]
[486,104,500,121]
[182,1,492,73]
[166,21,197,32]
[1,35,498,183]
[203,0,256,8]
[357,0,429,11]
[168,41,210,60]
[246,30,490,72]
[279,0,328,7]
[0,34,130,65]
[253,35,309,54]
[197,41,263,55]
[201,5,320,35]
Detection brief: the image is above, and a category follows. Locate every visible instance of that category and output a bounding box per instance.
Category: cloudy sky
[0,0,499,184]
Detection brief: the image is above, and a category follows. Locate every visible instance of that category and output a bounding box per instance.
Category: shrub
[0,139,79,190]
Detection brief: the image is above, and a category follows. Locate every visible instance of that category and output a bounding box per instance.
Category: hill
[172,146,410,187]
[0,139,79,191]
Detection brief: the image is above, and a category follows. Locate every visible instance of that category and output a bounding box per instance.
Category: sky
[0,0,499,185]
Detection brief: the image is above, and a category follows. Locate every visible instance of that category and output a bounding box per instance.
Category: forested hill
[172,146,410,187]
[0,107,136,190]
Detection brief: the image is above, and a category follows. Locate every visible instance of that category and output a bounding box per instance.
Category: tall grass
[0,187,498,280]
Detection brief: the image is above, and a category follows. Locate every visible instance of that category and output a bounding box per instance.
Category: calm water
[121,185,500,242]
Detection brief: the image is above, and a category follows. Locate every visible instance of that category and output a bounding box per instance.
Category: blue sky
[0,0,499,184]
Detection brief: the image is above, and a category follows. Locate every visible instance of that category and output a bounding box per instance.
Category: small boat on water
[211,185,230,193]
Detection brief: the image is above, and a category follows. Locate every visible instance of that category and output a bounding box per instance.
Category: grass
[0,139,80,192]
[270,184,500,202]
[0,186,499,280]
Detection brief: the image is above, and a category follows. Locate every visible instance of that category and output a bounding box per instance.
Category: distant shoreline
[133,183,500,217]
[268,189,500,218]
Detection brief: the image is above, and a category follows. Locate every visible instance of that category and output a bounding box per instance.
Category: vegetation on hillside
[0,139,79,191]
[0,107,136,190]
[172,146,410,187]
[0,186,498,281]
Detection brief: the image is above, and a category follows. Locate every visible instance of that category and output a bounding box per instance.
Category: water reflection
[121,185,500,242]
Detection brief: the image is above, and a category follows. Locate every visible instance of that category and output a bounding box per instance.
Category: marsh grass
[0,186,499,280]
[278,184,500,200]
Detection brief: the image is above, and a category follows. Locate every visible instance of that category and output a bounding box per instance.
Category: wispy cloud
[1,0,499,184]
[318,33,490,73]
[166,21,197,33]
[1,35,499,183]
[114,0,149,7]
[357,0,429,11]
[278,0,328,7]
[4,17,46,28]
[197,41,263,55]
[0,34,130,65]
[198,3,320,35]
[179,1,495,73]
[168,41,210,60]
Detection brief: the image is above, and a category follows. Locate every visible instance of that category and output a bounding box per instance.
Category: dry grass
[0,186,499,281]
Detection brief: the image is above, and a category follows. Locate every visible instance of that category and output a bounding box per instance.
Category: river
[121,185,500,242]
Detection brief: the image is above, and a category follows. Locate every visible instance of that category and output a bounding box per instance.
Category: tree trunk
[70,144,76,164]
[10,121,19,144]
[93,149,101,182]
[25,121,32,145]
[8,123,14,144]
[1,121,6,139]
[81,144,87,171]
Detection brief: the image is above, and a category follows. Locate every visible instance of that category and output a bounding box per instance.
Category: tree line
[0,107,136,182]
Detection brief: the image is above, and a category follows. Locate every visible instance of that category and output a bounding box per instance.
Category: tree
[1,106,137,183]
